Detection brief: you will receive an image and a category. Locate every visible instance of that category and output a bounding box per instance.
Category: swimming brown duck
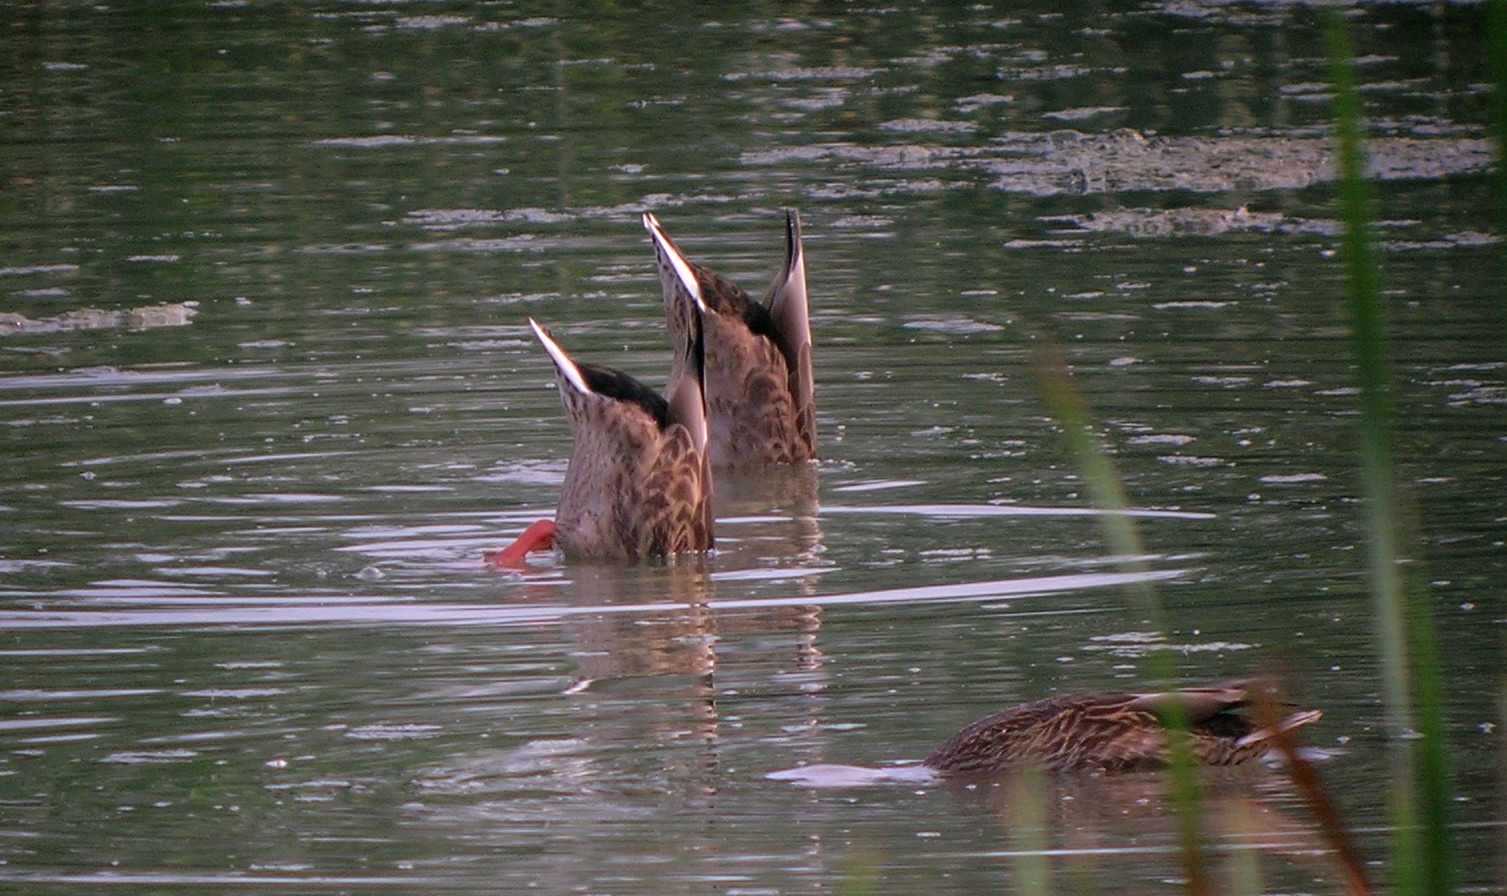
[485,318,713,566]
[924,680,1321,776]
[642,211,816,468]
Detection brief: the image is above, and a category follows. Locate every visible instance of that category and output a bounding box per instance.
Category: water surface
[2,3,1503,893]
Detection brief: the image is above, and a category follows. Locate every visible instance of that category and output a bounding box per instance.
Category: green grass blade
[1500,683,1507,885]
[1408,560,1455,896]
[1033,348,1161,634]
[836,850,881,896]
[1034,349,1207,896]
[1007,768,1054,895]
[1490,0,1507,246]
[1221,803,1265,896]
[1325,12,1454,894]
[1490,0,1507,879]
[1323,12,1410,741]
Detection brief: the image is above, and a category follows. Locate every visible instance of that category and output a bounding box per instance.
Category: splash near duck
[486,318,713,566]
[643,211,816,468]
[924,680,1321,776]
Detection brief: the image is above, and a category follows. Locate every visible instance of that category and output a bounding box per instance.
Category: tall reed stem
[1325,12,1454,894]
[1035,350,1207,896]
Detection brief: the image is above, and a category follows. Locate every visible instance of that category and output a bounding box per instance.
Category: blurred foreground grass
[840,8,1495,894]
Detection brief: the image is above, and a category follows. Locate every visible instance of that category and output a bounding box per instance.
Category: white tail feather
[642,212,708,312]
[528,318,590,395]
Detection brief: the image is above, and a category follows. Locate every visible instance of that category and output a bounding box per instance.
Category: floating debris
[0,303,197,336]
[1045,206,1340,238]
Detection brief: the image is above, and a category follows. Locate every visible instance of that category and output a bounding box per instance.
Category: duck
[642,211,816,468]
[485,316,713,566]
[923,680,1321,776]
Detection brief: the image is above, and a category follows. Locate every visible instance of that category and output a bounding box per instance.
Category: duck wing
[1125,682,1254,723]
[1124,679,1300,723]
[926,693,1160,773]
[637,421,714,555]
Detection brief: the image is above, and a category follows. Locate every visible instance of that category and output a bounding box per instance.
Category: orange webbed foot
[484,519,558,569]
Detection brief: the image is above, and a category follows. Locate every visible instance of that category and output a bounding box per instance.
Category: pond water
[1,2,1503,894]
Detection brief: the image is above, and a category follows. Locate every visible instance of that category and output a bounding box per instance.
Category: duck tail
[767,210,816,456]
[529,319,590,396]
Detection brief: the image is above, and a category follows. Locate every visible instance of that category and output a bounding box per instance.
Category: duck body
[644,212,816,468]
[924,681,1321,776]
[526,319,712,562]
[698,279,810,466]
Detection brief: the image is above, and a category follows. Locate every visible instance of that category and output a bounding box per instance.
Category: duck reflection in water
[711,462,824,569]
[961,765,1359,894]
[500,562,827,798]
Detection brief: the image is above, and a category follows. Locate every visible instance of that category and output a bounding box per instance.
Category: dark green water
[1,3,1503,893]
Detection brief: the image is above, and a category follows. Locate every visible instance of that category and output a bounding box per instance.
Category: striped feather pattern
[532,322,712,562]
[924,682,1321,776]
[645,211,816,468]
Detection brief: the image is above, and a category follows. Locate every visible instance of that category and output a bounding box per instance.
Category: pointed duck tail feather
[767,209,816,456]
[643,212,709,312]
[529,318,590,395]
[766,209,811,349]
[644,212,710,392]
[657,229,709,457]
[665,354,708,456]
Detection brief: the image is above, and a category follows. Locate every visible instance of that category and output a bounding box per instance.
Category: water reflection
[548,563,720,686]
[713,464,824,566]
[767,758,1357,893]
[959,769,1353,892]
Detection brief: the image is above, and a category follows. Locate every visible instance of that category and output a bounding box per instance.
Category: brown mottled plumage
[528,319,712,562]
[643,211,816,468]
[924,681,1322,776]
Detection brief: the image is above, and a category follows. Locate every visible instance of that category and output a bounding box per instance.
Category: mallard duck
[642,211,816,468]
[924,681,1321,776]
[485,318,713,566]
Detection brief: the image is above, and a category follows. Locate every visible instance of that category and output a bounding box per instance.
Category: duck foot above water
[484,519,557,569]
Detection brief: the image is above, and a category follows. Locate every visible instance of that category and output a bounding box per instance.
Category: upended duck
[924,681,1321,776]
[643,211,816,468]
[485,317,713,566]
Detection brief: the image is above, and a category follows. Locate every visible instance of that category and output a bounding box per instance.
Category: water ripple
[0,569,1180,630]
